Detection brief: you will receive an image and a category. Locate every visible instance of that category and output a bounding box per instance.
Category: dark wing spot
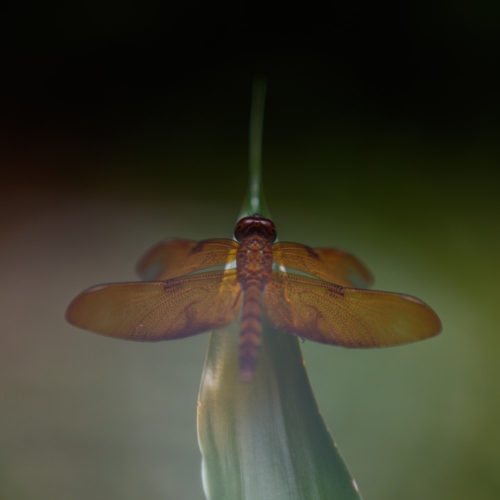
[190,241,206,254]
[327,283,345,297]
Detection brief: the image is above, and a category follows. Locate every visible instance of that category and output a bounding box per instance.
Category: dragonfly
[66,214,441,381]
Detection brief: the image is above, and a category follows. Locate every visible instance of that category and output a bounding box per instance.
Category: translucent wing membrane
[66,271,241,341]
[265,272,441,347]
[136,239,239,280]
[272,242,374,288]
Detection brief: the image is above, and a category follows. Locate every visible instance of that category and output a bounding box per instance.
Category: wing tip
[65,283,114,329]
[65,289,92,328]
[65,296,85,330]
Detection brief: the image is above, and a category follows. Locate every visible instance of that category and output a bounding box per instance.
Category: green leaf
[196,79,362,499]
[198,321,361,499]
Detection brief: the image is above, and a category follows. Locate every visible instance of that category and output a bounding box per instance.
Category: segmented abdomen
[239,279,264,381]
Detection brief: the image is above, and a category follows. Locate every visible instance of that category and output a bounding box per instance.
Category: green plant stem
[240,77,269,218]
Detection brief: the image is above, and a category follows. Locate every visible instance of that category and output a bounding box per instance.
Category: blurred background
[1,2,499,499]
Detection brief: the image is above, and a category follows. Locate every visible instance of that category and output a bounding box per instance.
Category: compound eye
[234,218,252,241]
[267,225,277,242]
[234,215,277,242]
[263,223,277,242]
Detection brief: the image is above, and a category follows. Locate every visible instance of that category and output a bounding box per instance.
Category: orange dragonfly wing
[66,270,241,341]
[136,238,239,280]
[272,242,374,288]
[265,271,441,347]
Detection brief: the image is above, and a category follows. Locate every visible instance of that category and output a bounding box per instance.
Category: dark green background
[1,3,499,499]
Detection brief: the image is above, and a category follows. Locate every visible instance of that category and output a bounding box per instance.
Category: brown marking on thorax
[236,235,274,287]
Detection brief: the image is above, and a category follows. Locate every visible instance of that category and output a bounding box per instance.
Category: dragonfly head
[234,214,277,243]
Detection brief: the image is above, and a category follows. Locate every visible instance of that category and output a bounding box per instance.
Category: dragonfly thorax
[236,234,274,283]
